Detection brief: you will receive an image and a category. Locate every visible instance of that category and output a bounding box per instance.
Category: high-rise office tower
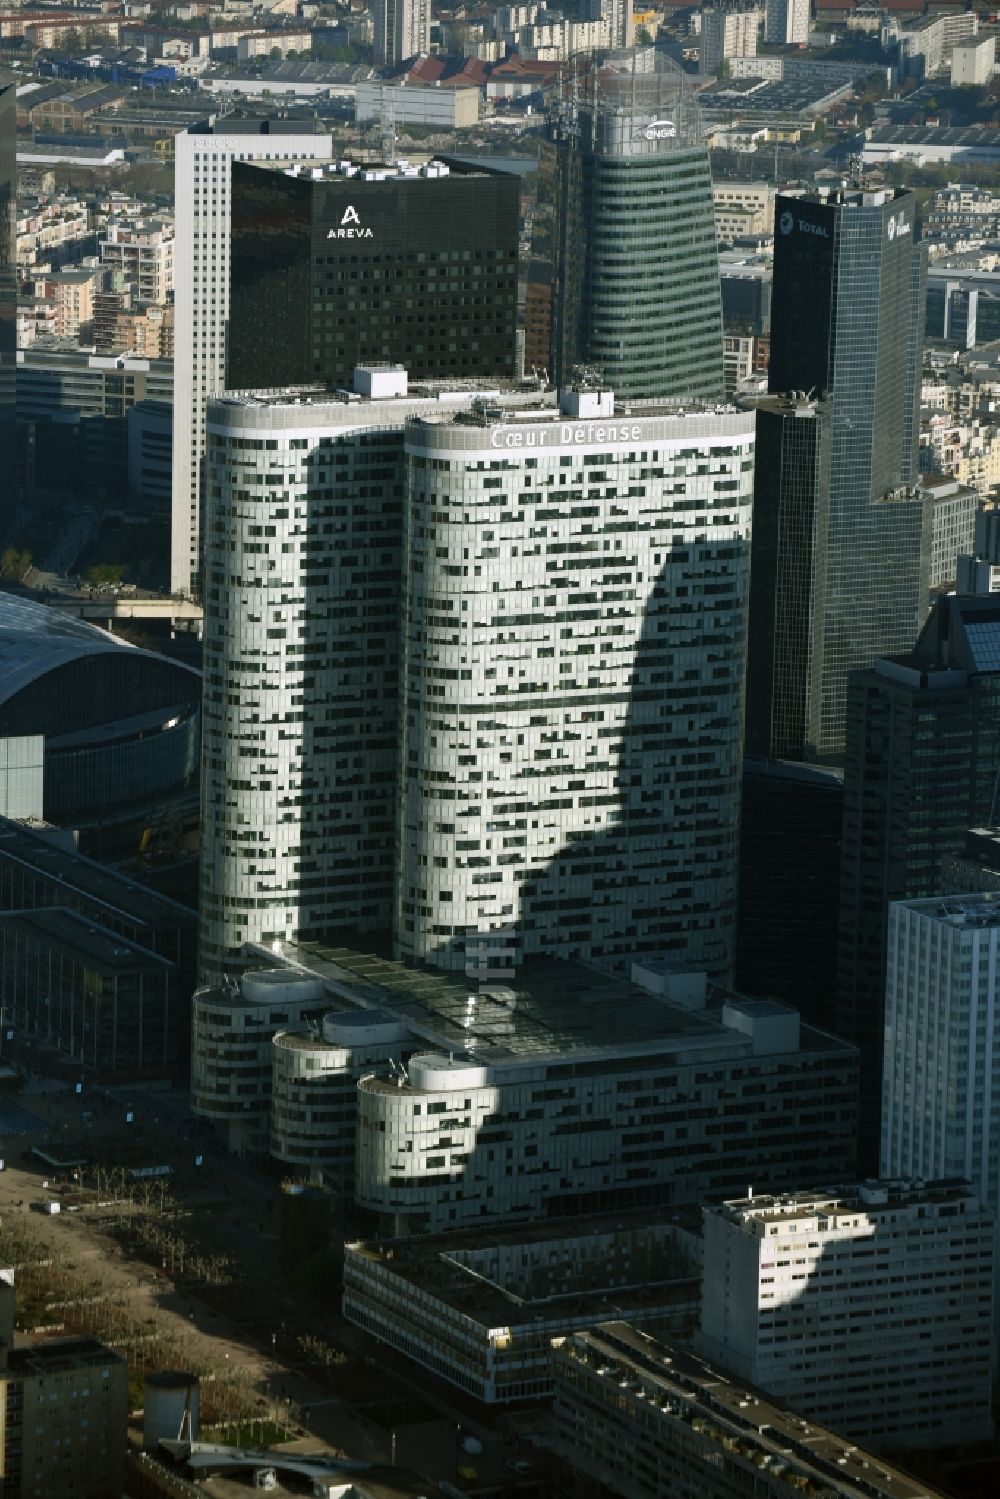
[170,117,333,600]
[744,393,830,762]
[0,75,14,493]
[200,379,755,981]
[882,895,1000,1220]
[735,759,843,1031]
[746,189,929,762]
[198,370,541,982]
[697,1182,995,1448]
[837,593,1000,1163]
[372,0,431,67]
[764,0,809,45]
[227,159,519,392]
[550,52,725,402]
[395,392,754,975]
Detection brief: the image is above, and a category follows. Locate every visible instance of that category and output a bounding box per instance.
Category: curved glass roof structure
[0,592,199,711]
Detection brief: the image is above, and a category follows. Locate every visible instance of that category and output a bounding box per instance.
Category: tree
[85,562,125,585]
[0,548,31,580]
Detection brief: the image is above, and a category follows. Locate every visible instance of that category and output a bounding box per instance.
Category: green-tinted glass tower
[550,51,724,401]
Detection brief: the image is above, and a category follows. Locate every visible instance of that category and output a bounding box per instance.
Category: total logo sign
[887,211,911,241]
[327,204,374,240]
[643,119,676,141]
[779,210,828,239]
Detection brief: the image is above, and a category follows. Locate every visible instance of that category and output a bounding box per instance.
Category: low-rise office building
[0,814,196,993]
[191,969,329,1157]
[344,1213,700,1403]
[245,942,859,1234]
[550,1322,953,1499]
[0,907,179,1075]
[696,1181,995,1448]
[271,1010,407,1180]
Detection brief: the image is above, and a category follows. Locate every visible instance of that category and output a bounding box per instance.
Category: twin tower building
[197,54,927,988]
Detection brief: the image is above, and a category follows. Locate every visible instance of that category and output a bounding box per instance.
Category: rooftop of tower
[551,47,707,153]
[709,1178,985,1229]
[780,185,914,210]
[237,939,854,1072]
[263,156,504,184]
[893,893,1000,930]
[190,113,330,137]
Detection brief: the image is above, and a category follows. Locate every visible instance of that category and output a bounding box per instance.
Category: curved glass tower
[551,50,724,402]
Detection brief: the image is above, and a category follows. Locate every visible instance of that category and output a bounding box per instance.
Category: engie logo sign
[643,119,676,140]
[327,205,373,240]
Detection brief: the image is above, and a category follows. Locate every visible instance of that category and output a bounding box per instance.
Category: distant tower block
[550,49,725,401]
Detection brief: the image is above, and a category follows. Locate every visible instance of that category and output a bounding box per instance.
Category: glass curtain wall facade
[550,52,725,402]
[837,595,1000,1166]
[744,394,830,761]
[227,161,520,393]
[754,189,930,761]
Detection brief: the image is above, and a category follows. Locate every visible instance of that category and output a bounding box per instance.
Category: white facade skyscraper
[697,1182,995,1449]
[199,370,547,981]
[396,392,755,974]
[764,0,809,46]
[372,0,431,67]
[170,119,332,600]
[199,378,754,983]
[882,894,1000,1210]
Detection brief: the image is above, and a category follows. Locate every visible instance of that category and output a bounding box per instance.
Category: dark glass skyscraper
[746,188,930,762]
[745,394,830,761]
[837,593,1000,1165]
[227,158,519,391]
[736,757,843,1033]
[0,74,15,494]
[550,51,724,401]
